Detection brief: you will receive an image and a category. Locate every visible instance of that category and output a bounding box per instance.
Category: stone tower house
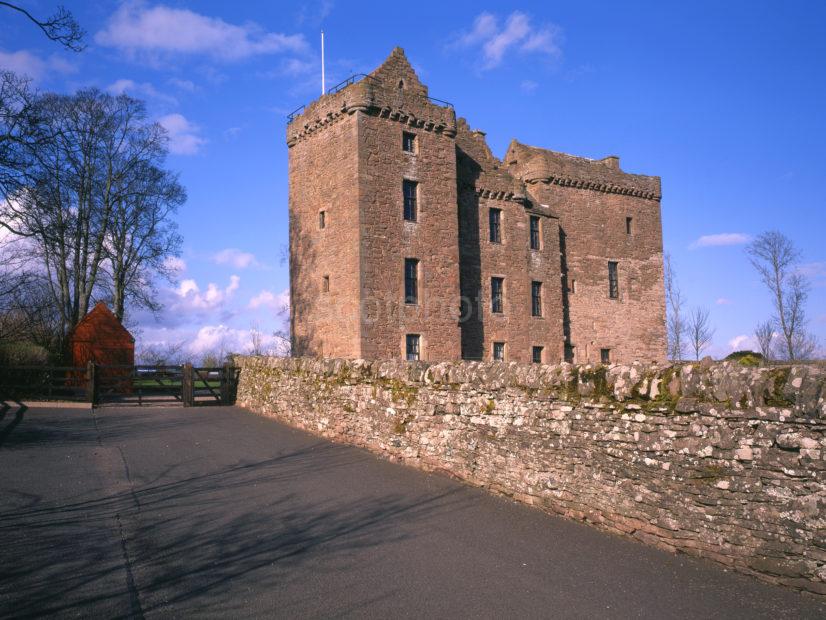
[287,48,667,364]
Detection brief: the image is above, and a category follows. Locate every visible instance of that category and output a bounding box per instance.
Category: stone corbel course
[235,356,826,595]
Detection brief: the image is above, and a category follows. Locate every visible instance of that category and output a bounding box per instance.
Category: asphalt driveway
[1,403,824,619]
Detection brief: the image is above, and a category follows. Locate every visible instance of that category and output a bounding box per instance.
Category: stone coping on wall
[235,356,826,420]
[235,355,826,595]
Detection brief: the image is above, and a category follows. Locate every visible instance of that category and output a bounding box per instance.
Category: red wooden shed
[69,302,135,368]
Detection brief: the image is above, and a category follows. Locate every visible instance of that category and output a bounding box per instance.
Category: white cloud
[689,233,751,249]
[189,324,237,354]
[163,256,186,273]
[457,13,498,47]
[212,248,263,269]
[168,77,197,92]
[187,324,287,357]
[175,274,239,310]
[279,57,316,76]
[797,262,826,279]
[520,79,538,93]
[0,49,75,82]
[177,278,198,297]
[715,297,732,305]
[249,288,289,312]
[107,78,177,105]
[95,3,307,62]
[158,113,206,155]
[223,126,242,140]
[728,334,755,351]
[295,0,335,26]
[453,12,562,70]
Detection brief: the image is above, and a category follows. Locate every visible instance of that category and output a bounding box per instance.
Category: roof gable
[369,47,429,98]
[69,302,135,344]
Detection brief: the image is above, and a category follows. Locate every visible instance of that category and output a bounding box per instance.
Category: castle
[287,48,667,364]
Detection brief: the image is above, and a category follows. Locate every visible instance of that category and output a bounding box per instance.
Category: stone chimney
[601,155,620,170]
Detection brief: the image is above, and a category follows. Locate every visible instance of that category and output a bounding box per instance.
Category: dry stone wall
[236,355,826,594]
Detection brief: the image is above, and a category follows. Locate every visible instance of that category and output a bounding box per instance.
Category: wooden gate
[1,363,238,407]
[97,365,184,406]
[180,364,239,407]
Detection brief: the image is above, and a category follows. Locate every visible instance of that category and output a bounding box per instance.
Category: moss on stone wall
[235,355,826,596]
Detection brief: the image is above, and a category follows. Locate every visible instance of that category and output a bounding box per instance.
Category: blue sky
[2,0,824,358]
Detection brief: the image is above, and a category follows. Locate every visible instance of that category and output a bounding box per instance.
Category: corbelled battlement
[455,118,528,203]
[287,46,667,365]
[287,48,456,148]
[506,140,662,201]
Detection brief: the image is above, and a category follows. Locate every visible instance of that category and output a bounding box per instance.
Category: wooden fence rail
[0,363,238,407]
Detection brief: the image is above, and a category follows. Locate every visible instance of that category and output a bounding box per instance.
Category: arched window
[398,79,404,90]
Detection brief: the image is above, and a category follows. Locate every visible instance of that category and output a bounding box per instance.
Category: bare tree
[747,231,815,361]
[687,306,714,360]
[0,275,60,350]
[272,289,291,357]
[754,320,774,361]
[103,163,185,321]
[790,332,818,362]
[0,72,38,203]
[2,90,117,342]
[137,340,186,366]
[249,322,265,355]
[1,89,184,344]
[271,329,291,357]
[0,2,85,51]
[664,252,687,361]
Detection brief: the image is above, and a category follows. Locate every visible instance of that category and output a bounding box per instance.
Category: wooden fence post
[87,361,97,406]
[182,363,193,407]
[220,362,230,405]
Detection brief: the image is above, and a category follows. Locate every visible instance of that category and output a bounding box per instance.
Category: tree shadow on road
[0,439,472,617]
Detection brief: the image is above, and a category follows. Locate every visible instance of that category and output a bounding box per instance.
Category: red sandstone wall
[505,142,667,364]
[288,113,362,357]
[456,123,564,363]
[356,51,461,361]
[357,112,461,361]
[287,48,666,364]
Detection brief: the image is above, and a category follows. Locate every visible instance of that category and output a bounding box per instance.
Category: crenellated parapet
[287,48,457,148]
[285,45,667,367]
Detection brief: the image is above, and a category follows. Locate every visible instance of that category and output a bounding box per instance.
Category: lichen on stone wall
[235,355,826,595]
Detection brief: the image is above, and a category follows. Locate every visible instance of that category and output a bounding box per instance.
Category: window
[491,277,503,313]
[493,342,505,361]
[319,210,326,229]
[532,346,543,364]
[626,216,633,235]
[489,208,501,243]
[403,180,418,221]
[402,132,416,153]
[564,343,575,363]
[600,348,611,364]
[531,281,542,317]
[529,215,541,250]
[608,261,619,299]
[459,297,471,323]
[322,275,330,292]
[404,258,419,304]
[569,279,576,294]
[406,334,420,361]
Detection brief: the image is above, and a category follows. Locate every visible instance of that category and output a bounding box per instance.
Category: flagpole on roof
[321,30,325,95]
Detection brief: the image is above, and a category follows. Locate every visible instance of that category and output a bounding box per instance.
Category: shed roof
[69,302,135,344]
